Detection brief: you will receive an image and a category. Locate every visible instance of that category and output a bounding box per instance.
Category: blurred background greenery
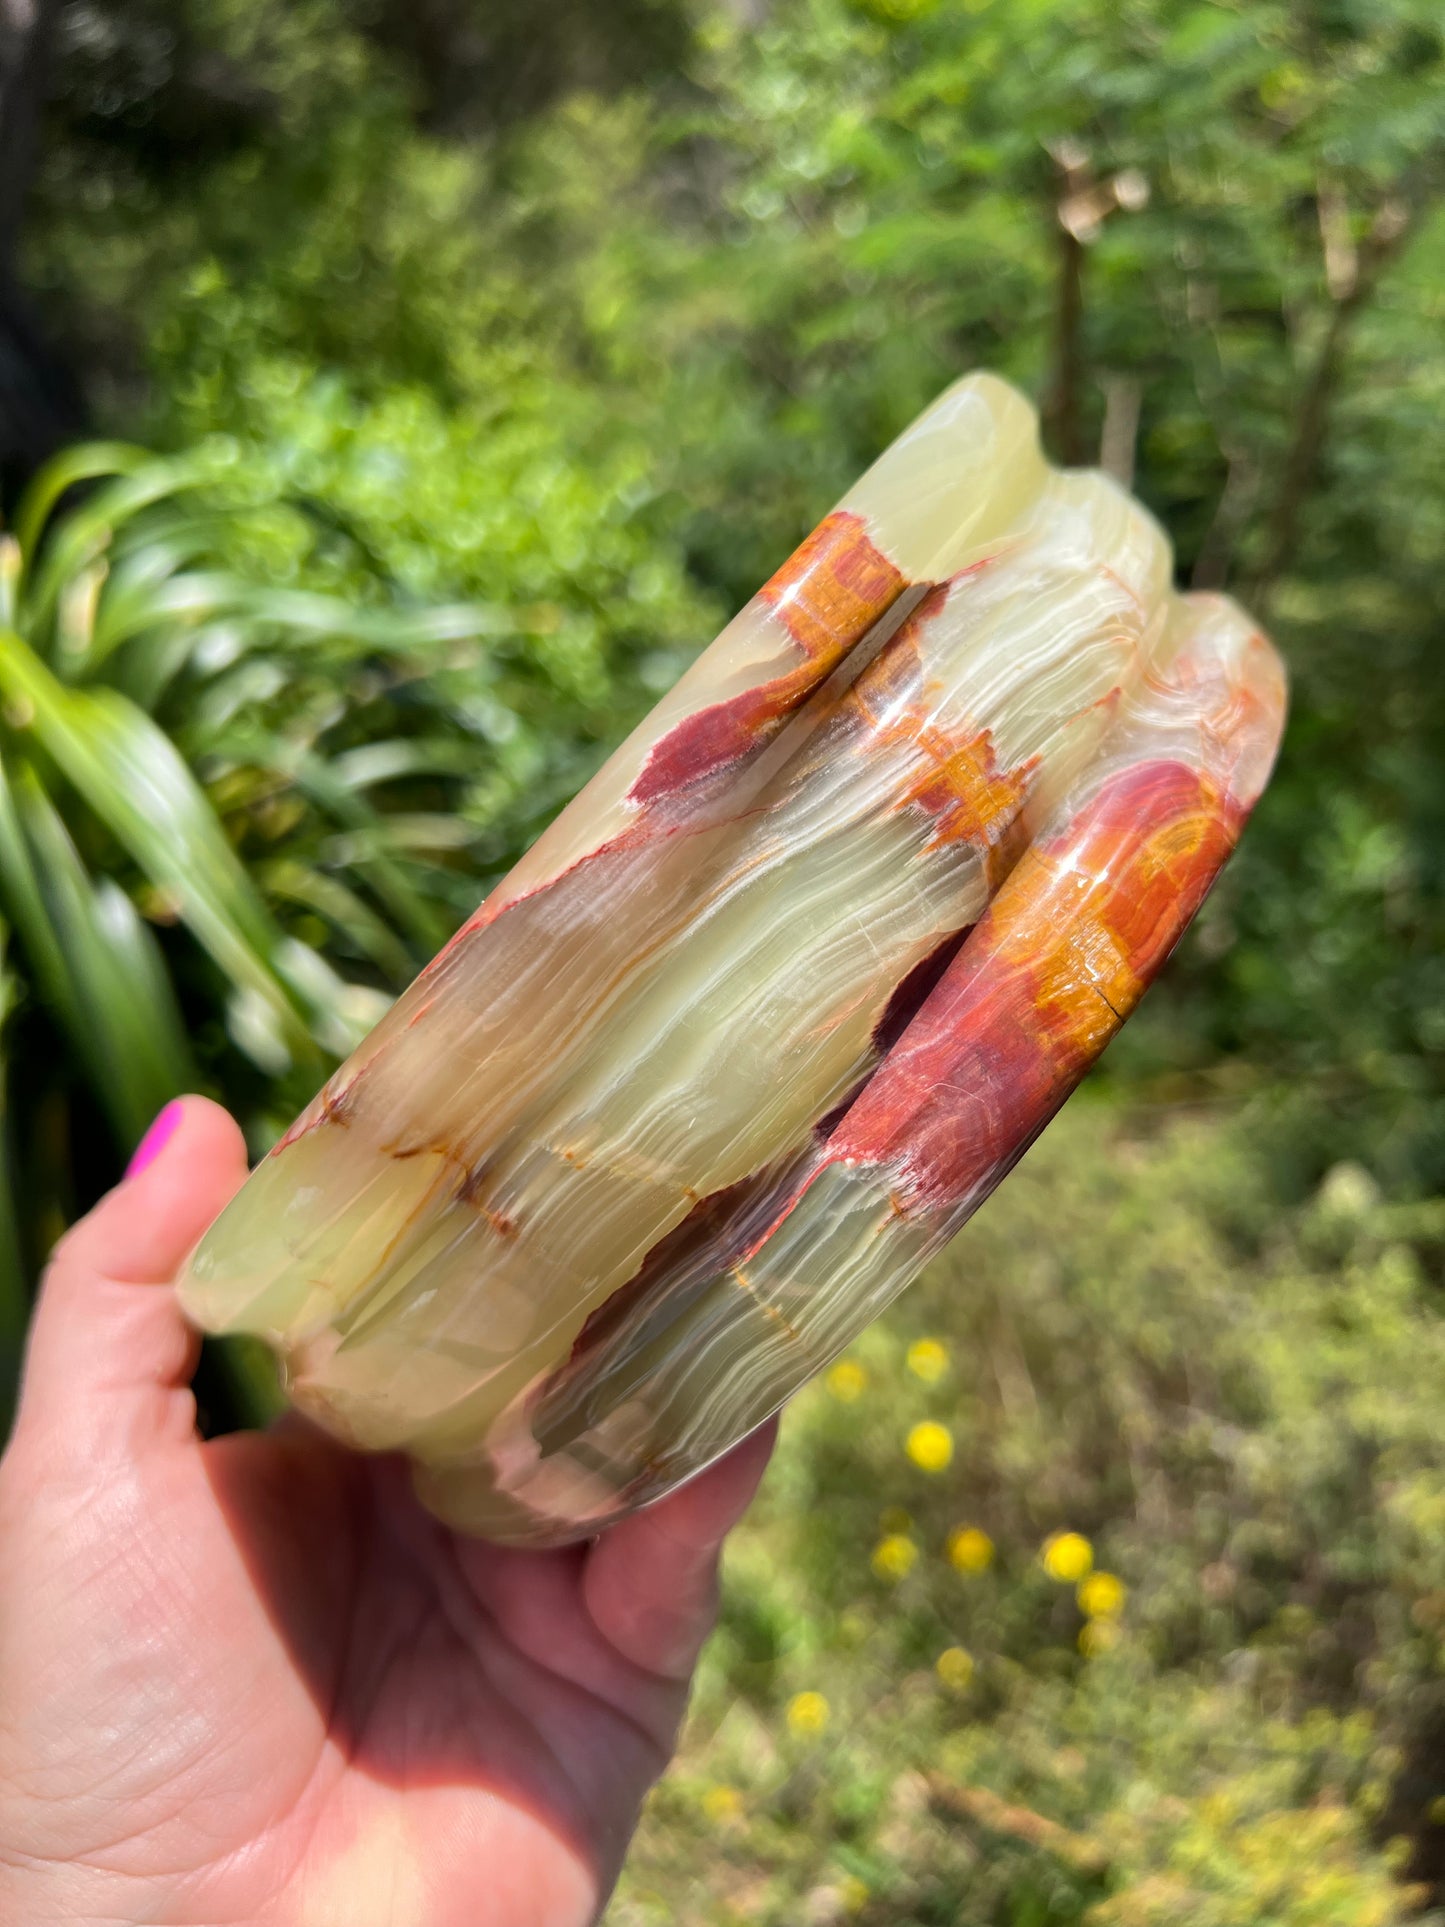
[1,0,1442,1917]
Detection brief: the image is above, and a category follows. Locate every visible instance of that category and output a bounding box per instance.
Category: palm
[0,1100,771,1927]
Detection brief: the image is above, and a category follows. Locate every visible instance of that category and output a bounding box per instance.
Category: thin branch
[1044,148,1150,469]
[1248,179,1427,604]
[1190,444,1258,590]
[1050,221,1086,465]
[1044,143,1091,467]
[1099,374,1142,490]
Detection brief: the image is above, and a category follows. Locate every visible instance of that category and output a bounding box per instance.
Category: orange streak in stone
[825,760,1243,1213]
[759,509,908,663]
[900,731,1038,854]
[630,511,908,804]
[844,588,1038,857]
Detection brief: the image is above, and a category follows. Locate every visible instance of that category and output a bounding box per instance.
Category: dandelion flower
[1041,1530,1093,1583]
[871,1533,919,1581]
[826,1359,868,1403]
[702,1785,743,1823]
[786,1690,831,1736]
[935,1645,975,1691]
[906,1337,950,1383]
[1077,1570,1126,1619]
[947,1525,995,1574]
[840,1874,870,1912]
[905,1419,954,1472]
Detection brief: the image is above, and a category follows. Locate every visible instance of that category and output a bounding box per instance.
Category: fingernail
[125,1100,185,1180]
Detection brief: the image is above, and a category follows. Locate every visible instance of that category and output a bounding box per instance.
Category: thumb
[14,1097,250,1465]
[584,1417,777,1679]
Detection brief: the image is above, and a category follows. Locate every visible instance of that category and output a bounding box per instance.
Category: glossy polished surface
[176,374,1287,1544]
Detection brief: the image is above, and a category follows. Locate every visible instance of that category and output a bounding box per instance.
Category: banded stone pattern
[176,374,1288,1545]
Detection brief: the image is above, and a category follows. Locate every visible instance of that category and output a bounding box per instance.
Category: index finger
[582,1418,777,1680]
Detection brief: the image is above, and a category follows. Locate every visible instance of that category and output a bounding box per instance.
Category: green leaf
[0,751,87,1052]
[88,560,242,672]
[10,765,194,1145]
[0,625,320,1068]
[18,455,210,649]
[207,588,513,651]
[209,1334,288,1428]
[10,444,156,580]
[252,733,451,954]
[0,537,18,631]
[260,855,417,982]
[84,572,511,682]
[327,738,486,789]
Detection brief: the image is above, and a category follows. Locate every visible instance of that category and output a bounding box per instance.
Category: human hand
[0,1097,774,1926]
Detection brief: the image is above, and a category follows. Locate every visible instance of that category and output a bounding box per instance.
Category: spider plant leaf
[89,575,508,712]
[249,732,451,953]
[20,456,209,649]
[0,537,18,631]
[260,856,417,984]
[215,589,513,651]
[0,626,319,1068]
[322,813,478,858]
[9,764,194,1144]
[89,559,243,667]
[102,576,510,665]
[327,738,485,789]
[0,751,84,1049]
[11,443,155,577]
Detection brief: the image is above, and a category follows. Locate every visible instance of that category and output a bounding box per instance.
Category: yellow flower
[947,1525,995,1574]
[1077,1570,1126,1619]
[826,1359,868,1403]
[1041,1531,1093,1583]
[871,1532,919,1581]
[786,1690,831,1737]
[1079,1618,1121,1658]
[935,1644,975,1691]
[702,1784,743,1823]
[839,1874,870,1913]
[905,1419,954,1472]
[906,1337,950,1383]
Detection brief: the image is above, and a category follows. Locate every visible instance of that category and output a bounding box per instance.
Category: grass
[612,1094,1445,1925]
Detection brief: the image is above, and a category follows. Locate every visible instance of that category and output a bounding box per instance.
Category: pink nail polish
[125,1100,185,1180]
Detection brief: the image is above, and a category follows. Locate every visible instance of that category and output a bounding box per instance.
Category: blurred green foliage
[5,0,1445,1910]
[617,1102,1445,1923]
[21,0,1445,1193]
